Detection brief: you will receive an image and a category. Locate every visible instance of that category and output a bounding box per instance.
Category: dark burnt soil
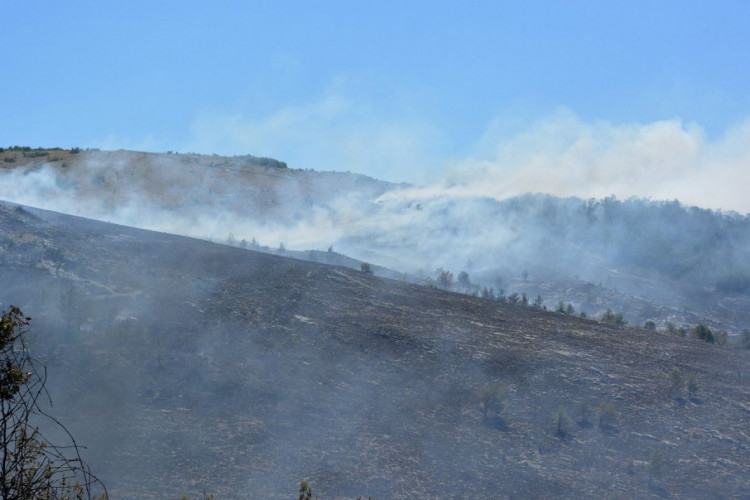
[0,202,748,500]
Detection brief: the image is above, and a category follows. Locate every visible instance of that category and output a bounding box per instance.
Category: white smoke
[432,110,750,213]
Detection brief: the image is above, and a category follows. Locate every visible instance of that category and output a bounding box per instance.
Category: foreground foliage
[0,306,106,500]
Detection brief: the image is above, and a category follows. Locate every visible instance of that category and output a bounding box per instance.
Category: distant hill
[0,201,748,499]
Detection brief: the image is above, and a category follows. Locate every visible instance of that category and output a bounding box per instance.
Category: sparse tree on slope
[687,373,700,401]
[457,271,472,292]
[667,368,684,399]
[436,270,455,290]
[690,324,714,343]
[551,406,572,438]
[601,309,627,325]
[478,383,508,420]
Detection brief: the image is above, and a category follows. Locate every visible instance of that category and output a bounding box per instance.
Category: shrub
[687,373,699,401]
[0,306,107,499]
[601,309,627,325]
[457,271,471,290]
[690,324,714,343]
[551,406,572,437]
[436,270,454,290]
[22,150,49,158]
[597,402,617,429]
[532,295,544,309]
[360,262,373,274]
[668,368,683,398]
[556,302,574,314]
[478,383,508,420]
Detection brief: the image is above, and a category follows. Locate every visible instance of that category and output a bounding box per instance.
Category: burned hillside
[0,201,748,499]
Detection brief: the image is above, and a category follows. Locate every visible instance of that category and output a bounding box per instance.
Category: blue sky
[2,1,750,209]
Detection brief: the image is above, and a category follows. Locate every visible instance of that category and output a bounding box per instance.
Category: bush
[237,154,287,169]
[551,406,572,437]
[690,324,714,343]
[436,270,454,290]
[601,309,627,325]
[532,295,544,309]
[597,402,617,429]
[22,150,49,158]
[478,383,508,420]
[360,262,373,274]
[687,373,699,401]
[668,368,683,399]
[0,306,107,499]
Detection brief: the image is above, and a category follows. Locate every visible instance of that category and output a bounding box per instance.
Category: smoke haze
[183,105,750,213]
[2,128,749,332]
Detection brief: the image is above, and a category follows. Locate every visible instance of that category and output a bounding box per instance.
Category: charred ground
[0,201,748,499]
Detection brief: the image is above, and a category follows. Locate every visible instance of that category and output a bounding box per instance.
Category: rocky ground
[0,201,748,499]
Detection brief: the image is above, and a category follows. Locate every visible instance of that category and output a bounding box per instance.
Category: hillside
[0,201,748,499]
[2,147,750,337]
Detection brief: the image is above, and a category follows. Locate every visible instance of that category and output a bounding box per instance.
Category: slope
[2,148,750,337]
[0,201,748,499]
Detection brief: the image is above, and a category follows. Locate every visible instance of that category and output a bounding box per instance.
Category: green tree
[668,368,684,399]
[0,306,106,500]
[687,373,699,401]
[551,406,572,438]
[478,383,508,420]
[360,262,373,275]
[531,295,544,309]
[601,309,627,325]
[457,271,471,292]
[644,320,656,330]
[437,270,455,290]
[690,324,714,343]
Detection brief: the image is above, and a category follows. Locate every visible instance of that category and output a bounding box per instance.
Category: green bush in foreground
[0,306,107,500]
